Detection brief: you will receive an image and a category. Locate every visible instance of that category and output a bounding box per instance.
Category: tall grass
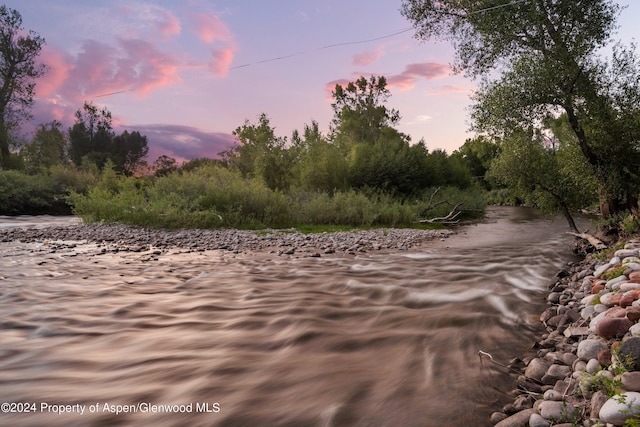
[68,165,486,229]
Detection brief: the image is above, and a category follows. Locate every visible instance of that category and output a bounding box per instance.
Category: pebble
[493,236,640,426]
[0,223,453,257]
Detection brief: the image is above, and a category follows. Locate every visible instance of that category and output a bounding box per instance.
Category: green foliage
[69,164,485,229]
[0,169,71,214]
[21,121,67,172]
[401,0,640,217]
[487,126,598,231]
[603,261,628,279]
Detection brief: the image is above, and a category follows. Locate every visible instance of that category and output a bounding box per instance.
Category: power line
[230,0,530,70]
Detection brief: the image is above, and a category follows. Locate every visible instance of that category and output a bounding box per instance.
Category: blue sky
[4,1,640,163]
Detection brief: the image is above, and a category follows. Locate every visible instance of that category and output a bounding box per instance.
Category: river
[0,206,586,426]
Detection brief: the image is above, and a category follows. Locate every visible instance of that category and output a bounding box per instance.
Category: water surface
[0,207,583,426]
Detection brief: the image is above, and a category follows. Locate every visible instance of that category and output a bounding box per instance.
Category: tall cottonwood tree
[0,6,47,168]
[401,0,640,217]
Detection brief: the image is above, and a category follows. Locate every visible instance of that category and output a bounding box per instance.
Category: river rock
[598,392,640,424]
[525,358,550,382]
[616,249,639,258]
[528,413,550,427]
[537,400,576,422]
[595,316,633,339]
[542,364,571,384]
[622,372,640,392]
[494,408,535,427]
[619,338,640,371]
[590,390,608,420]
[577,339,608,361]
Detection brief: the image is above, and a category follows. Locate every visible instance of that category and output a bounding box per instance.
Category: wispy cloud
[352,47,384,66]
[386,62,450,90]
[325,61,451,95]
[190,12,233,44]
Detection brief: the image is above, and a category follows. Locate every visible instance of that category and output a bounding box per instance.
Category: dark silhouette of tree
[0,5,47,168]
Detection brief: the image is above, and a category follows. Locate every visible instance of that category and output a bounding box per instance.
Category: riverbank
[492,238,640,426]
[0,222,453,257]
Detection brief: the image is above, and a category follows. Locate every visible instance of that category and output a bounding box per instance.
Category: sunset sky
[5,1,640,163]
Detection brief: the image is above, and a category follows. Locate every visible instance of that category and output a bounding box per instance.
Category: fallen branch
[418,202,464,224]
[568,232,607,250]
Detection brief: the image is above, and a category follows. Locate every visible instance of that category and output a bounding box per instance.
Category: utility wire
[230,0,530,70]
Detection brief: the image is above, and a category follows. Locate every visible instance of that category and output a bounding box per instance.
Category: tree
[68,102,149,174]
[452,136,500,189]
[401,0,640,217]
[68,102,114,168]
[0,5,47,168]
[330,75,401,145]
[487,126,598,232]
[21,120,67,172]
[152,155,178,177]
[225,113,293,190]
[111,130,148,175]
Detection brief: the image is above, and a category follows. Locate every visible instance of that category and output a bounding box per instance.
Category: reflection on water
[0,207,583,426]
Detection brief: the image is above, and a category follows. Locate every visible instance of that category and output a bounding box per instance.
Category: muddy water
[0,207,584,426]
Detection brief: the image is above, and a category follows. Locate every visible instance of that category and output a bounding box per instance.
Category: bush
[0,170,71,214]
[69,165,486,229]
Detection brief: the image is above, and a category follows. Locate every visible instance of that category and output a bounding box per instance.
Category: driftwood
[568,232,608,250]
[418,202,464,224]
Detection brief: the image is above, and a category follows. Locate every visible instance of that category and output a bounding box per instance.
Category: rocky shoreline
[0,222,453,257]
[493,239,640,427]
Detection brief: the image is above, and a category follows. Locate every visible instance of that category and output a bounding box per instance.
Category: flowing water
[0,207,585,426]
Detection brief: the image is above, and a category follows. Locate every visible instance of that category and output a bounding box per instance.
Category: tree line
[3,1,640,236]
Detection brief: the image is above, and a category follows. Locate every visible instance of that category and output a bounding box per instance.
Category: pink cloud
[58,38,181,101]
[209,47,236,77]
[352,49,383,67]
[155,10,181,38]
[191,12,232,44]
[35,46,72,98]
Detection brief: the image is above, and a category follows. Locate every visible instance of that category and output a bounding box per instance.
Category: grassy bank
[68,166,486,230]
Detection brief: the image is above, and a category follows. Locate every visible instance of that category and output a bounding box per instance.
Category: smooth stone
[586,358,601,374]
[577,339,608,361]
[597,349,612,366]
[581,305,595,320]
[599,292,614,305]
[538,400,576,422]
[630,323,640,337]
[543,389,564,401]
[494,408,536,427]
[619,338,640,371]
[595,317,633,339]
[542,365,571,384]
[627,306,640,322]
[529,413,551,427]
[593,303,609,313]
[547,292,561,304]
[622,282,640,292]
[590,390,608,421]
[490,412,508,424]
[595,263,613,278]
[581,294,599,305]
[599,392,640,424]
[624,257,640,265]
[622,372,640,392]
[630,271,640,280]
[616,249,639,258]
[607,275,628,290]
[526,358,550,382]
[624,263,640,272]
